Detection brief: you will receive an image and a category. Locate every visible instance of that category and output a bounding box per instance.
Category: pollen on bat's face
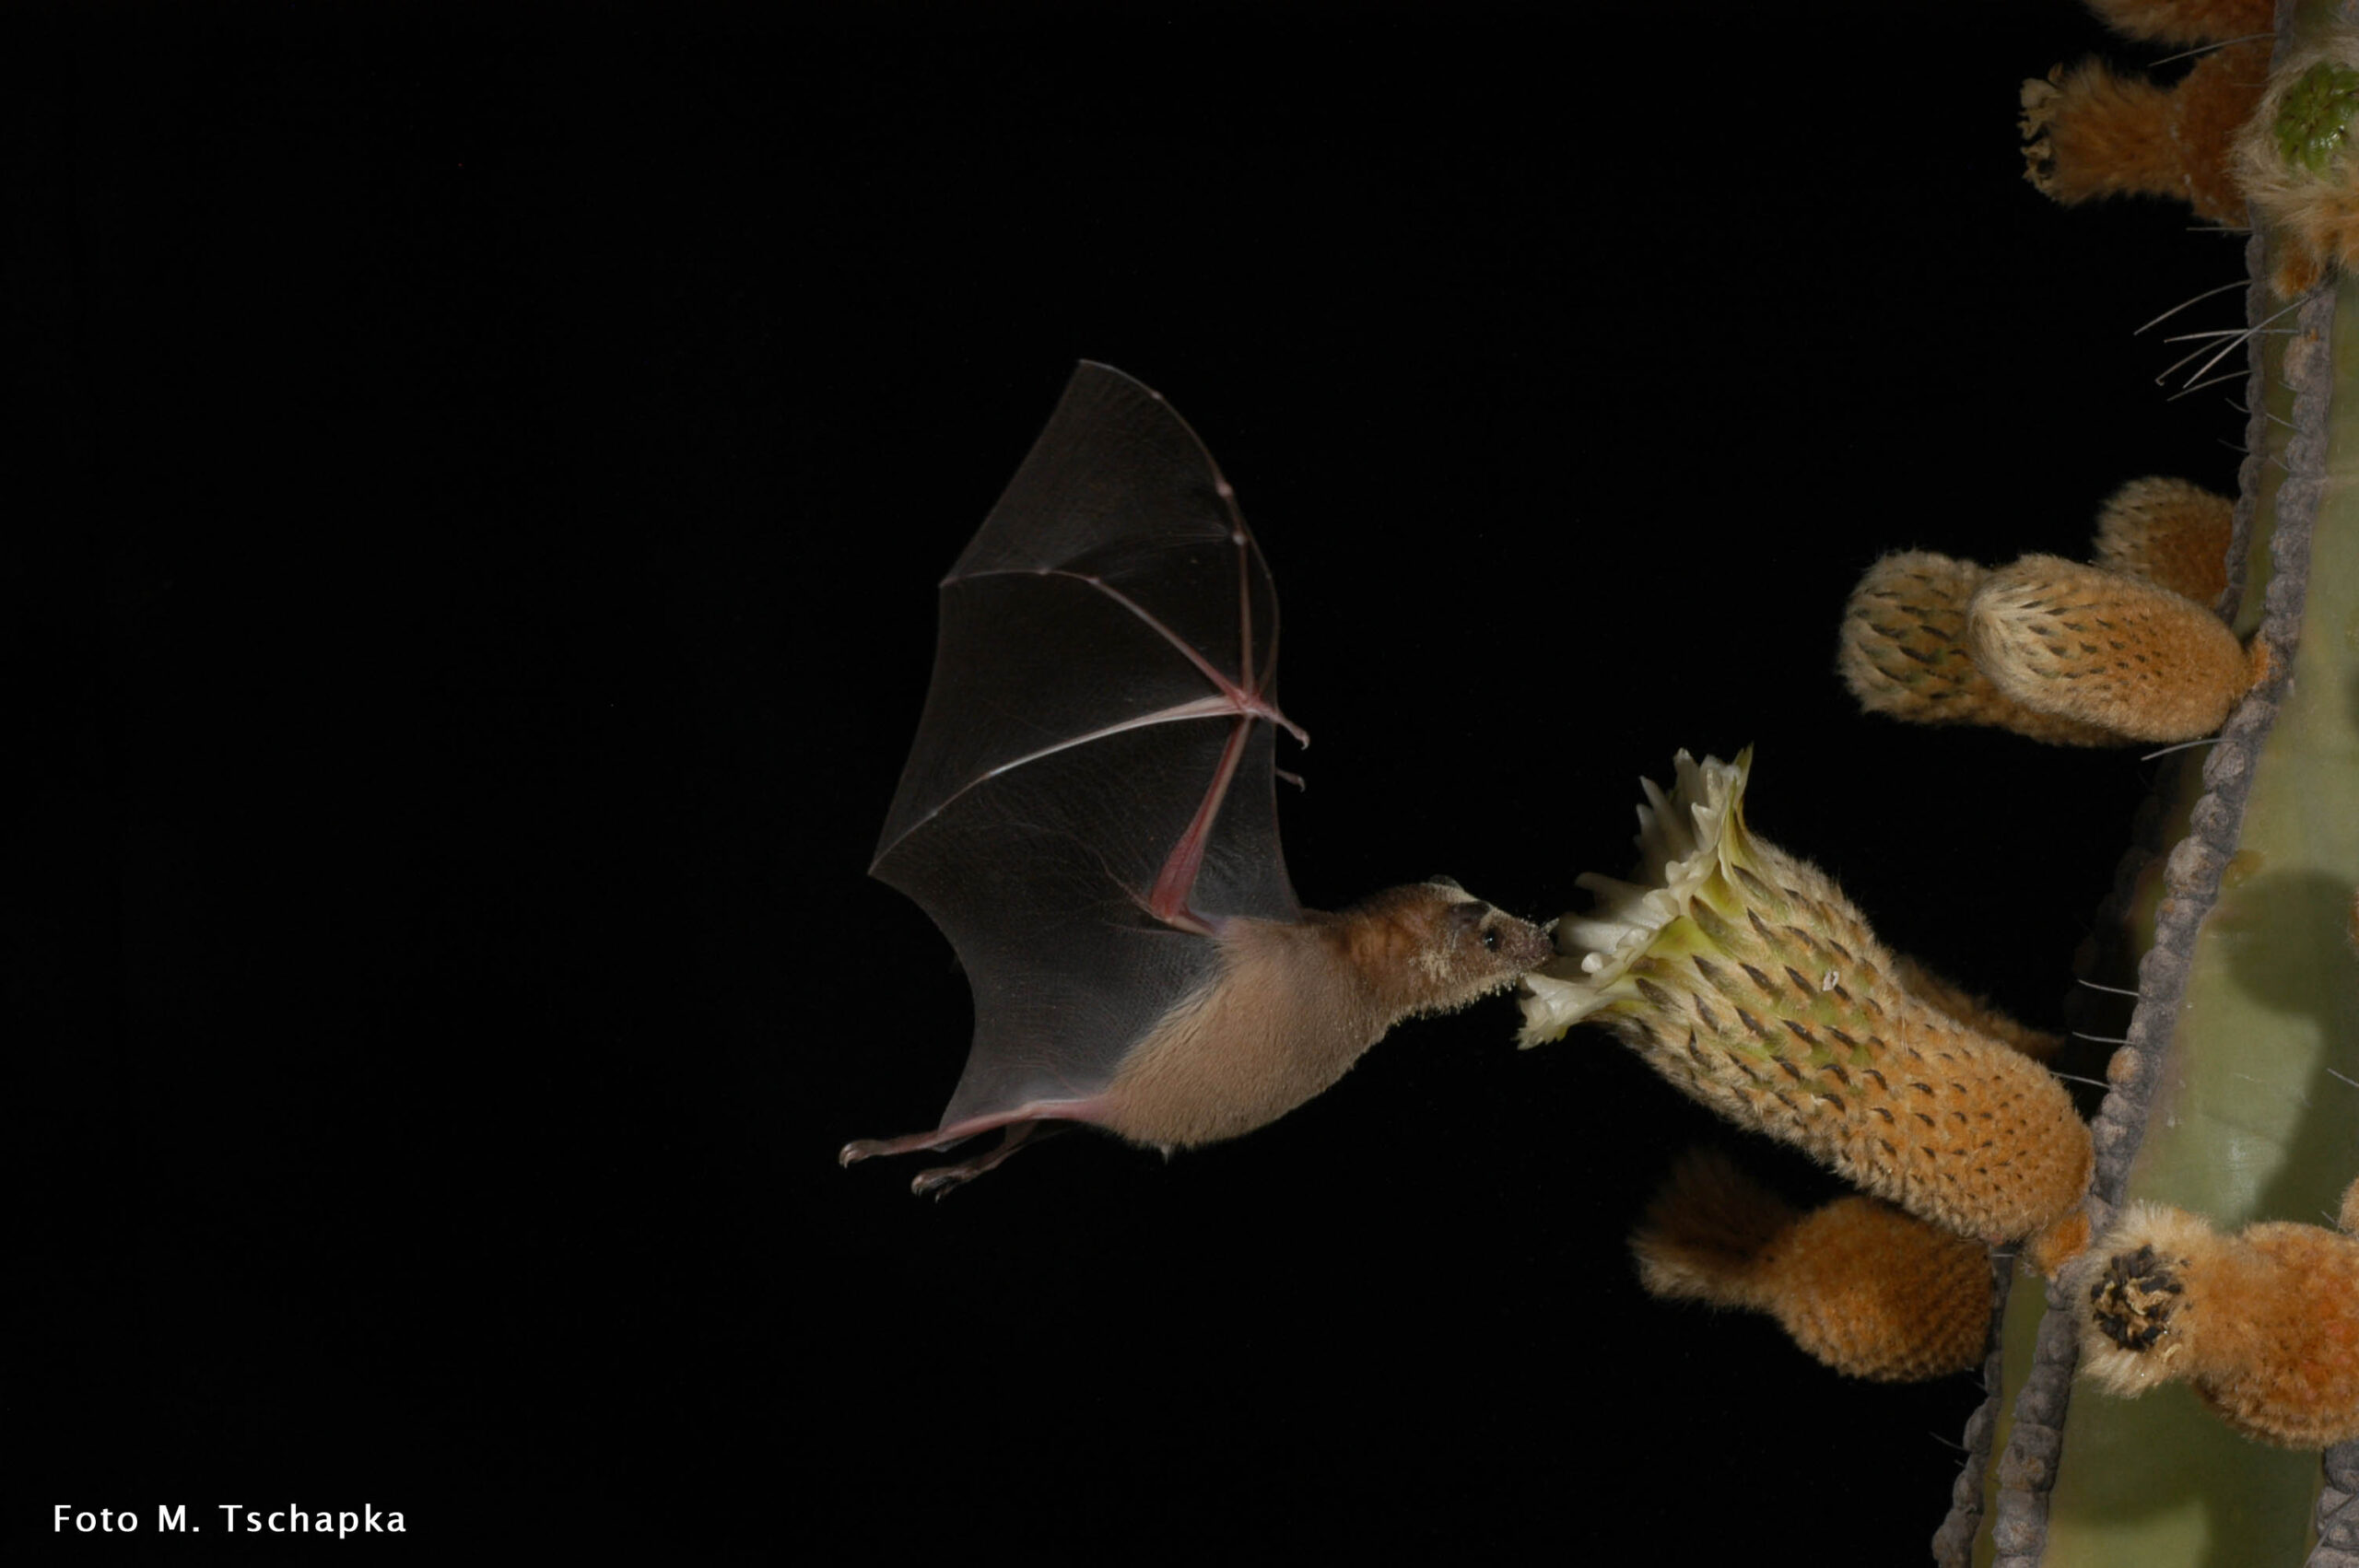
[1401,891,1553,1008]
[1483,911,1557,974]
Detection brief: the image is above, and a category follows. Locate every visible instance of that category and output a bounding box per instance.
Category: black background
[16,3,2253,1560]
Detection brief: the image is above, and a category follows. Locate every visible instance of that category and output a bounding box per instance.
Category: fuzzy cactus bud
[2019,40,2269,228]
[2078,1183,2359,1448]
[2235,39,2359,296]
[1966,555,2258,743]
[1631,1149,1993,1382]
[1839,551,2124,746]
[2087,476,2234,607]
[1520,751,2092,1254]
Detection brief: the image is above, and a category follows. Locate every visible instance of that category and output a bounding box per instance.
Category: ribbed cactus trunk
[1949,9,2359,1559]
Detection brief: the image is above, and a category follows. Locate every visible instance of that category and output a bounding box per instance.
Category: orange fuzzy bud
[1521,753,2094,1250]
[1967,555,2256,743]
[2083,0,2274,45]
[2079,1188,2359,1448]
[1633,1150,1992,1382]
[2087,476,2235,608]
[1838,552,2124,746]
[2021,42,2270,228]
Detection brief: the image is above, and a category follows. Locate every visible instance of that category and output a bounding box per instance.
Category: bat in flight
[842,362,1552,1195]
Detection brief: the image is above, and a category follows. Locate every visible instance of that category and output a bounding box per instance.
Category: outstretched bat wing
[871,362,1305,1140]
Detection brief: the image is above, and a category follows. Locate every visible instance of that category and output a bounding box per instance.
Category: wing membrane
[872,363,1301,1120]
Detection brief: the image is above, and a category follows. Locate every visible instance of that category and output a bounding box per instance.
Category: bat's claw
[840,1113,1082,1194]
[839,1127,968,1168]
[910,1163,984,1199]
[907,1122,1053,1197]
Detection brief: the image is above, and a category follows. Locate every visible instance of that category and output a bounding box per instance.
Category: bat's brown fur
[847,365,1563,1195]
[1103,883,1552,1150]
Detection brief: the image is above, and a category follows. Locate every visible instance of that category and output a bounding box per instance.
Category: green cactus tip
[2274,60,2359,175]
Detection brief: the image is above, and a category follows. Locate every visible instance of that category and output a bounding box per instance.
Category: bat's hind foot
[910,1123,1059,1198]
[839,1118,1070,1197]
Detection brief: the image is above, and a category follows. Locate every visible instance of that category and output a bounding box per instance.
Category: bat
[841,362,1553,1196]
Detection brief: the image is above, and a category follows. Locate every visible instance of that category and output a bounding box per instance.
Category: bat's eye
[1481,929,1499,952]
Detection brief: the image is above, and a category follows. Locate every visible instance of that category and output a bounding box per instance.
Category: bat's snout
[1494,917,1557,973]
